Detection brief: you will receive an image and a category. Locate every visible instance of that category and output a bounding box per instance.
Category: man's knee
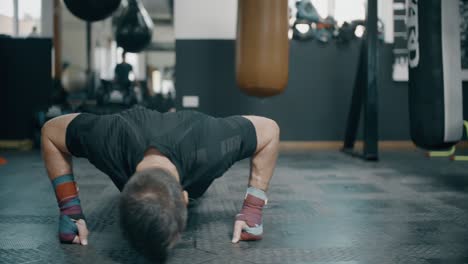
[41,120,54,143]
[40,114,78,153]
[260,118,280,144]
[267,119,280,141]
[243,116,280,149]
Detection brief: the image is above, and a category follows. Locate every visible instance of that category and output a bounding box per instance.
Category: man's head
[120,168,188,263]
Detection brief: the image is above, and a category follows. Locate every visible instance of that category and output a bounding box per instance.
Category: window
[0,0,42,36]
[152,70,162,93]
[289,0,366,25]
[288,0,393,43]
[334,0,366,26]
[18,0,41,36]
[0,0,14,35]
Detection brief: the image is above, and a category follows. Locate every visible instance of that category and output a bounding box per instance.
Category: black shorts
[66,113,99,158]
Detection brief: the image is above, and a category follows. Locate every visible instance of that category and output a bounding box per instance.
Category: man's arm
[232,116,280,243]
[244,116,280,191]
[41,114,89,245]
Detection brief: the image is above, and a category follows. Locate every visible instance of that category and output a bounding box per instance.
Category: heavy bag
[64,0,121,22]
[115,0,153,53]
[112,0,128,33]
[236,0,289,97]
[407,0,463,150]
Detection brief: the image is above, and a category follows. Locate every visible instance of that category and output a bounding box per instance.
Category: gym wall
[174,0,410,141]
[62,6,88,69]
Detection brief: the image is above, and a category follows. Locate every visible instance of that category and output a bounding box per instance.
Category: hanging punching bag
[64,0,121,22]
[236,0,289,97]
[112,0,128,32]
[115,0,153,53]
[407,0,463,150]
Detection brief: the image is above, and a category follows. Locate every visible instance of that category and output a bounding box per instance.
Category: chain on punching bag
[64,0,121,22]
[115,0,153,53]
[236,0,289,97]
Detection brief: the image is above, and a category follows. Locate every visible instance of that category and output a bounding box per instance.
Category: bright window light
[161,79,174,95]
[128,72,135,82]
[295,23,310,34]
[354,24,365,38]
[310,0,328,19]
[334,0,366,26]
[152,70,161,93]
[0,0,13,17]
[0,0,14,35]
[18,0,42,36]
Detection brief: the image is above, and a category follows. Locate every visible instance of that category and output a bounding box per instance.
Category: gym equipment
[427,146,456,158]
[342,0,379,161]
[315,17,337,43]
[236,0,289,97]
[461,0,468,69]
[292,1,320,41]
[292,1,338,44]
[339,20,384,42]
[292,19,315,41]
[63,0,121,22]
[115,0,153,53]
[61,66,87,93]
[337,22,354,43]
[295,0,321,23]
[407,0,463,150]
[426,121,468,161]
[95,80,137,106]
[112,0,128,32]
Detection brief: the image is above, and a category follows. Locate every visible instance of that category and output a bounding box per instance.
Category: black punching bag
[112,0,128,32]
[115,0,153,53]
[407,0,463,150]
[64,0,121,22]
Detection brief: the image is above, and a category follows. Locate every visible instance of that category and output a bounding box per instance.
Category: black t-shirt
[66,106,257,198]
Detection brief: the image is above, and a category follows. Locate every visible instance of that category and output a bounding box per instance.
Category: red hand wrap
[235,187,267,241]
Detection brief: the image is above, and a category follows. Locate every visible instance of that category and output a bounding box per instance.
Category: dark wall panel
[0,37,53,140]
[175,39,410,140]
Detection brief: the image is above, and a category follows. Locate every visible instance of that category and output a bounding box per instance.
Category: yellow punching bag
[236,0,289,97]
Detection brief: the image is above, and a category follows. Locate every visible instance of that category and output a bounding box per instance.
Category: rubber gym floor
[1,149,468,264]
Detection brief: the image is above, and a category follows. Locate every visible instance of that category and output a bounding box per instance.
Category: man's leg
[41,114,78,177]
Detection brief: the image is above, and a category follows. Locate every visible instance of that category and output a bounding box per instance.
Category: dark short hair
[120,168,187,263]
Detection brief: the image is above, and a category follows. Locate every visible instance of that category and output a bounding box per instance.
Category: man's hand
[231,187,267,243]
[51,174,88,246]
[59,216,89,245]
[72,219,89,245]
[232,219,263,242]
